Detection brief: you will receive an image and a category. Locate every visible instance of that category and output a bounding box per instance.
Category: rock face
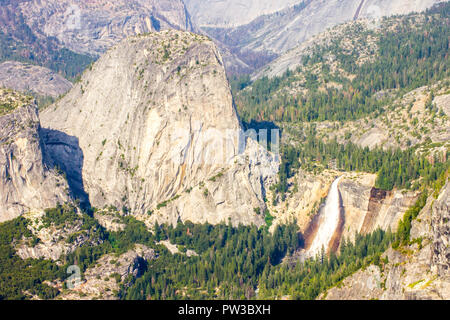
[339,176,418,242]
[94,210,126,232]
[184,0,300,28]
[40,30,278,227]
[0,89,70,222]
[321,182,450,300]
[15,208,101,261]
[17,0,196,57]
[189,0,442,30]
[0,61,73,97]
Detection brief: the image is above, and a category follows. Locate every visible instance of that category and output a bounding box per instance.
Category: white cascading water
[306,176,343,259]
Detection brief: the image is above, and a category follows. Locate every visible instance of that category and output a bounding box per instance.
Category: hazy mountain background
[1,0,445,78]
[197,0,445,74]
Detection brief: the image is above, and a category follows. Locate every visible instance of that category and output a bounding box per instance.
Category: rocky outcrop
[158,240,198,257]
[94,210,126,232]
[0,89,70,222]
[18,0,196,57]
[40,30,278,227]
[0,61,73,98]
[15,209,101,261]
[434,93,450,117]
[58,244,156,300]
[321,182,450,300]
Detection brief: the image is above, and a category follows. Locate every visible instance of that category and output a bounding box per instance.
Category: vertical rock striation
[339,175,418,243]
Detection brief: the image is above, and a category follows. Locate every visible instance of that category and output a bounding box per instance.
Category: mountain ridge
[202,0,445,74]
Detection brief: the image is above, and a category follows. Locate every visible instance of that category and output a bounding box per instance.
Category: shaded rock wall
[0,100,70,222]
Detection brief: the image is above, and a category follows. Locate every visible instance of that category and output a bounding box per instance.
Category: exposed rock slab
[184,0,301,28]
[431,182,450,277]
[0,61,73,98]
[339,175,418,242]
[18,0,196,57]
[94,210,126,232]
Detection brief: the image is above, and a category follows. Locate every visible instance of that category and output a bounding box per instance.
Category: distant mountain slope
[184,0,301,28]
[201,0,444,74]
[17,0,197,57]
[235,5,450,125]
[0,61,72,97]
[0,0,197,82]
[0,0,94,81]
[255,1,448,79]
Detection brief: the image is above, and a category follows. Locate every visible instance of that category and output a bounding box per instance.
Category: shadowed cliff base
[41,128,91,211]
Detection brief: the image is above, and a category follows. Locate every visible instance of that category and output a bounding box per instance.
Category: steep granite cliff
[339,176,418,243]
[0,89,70,222]
[40,30,278,226]
[189,0,442,31]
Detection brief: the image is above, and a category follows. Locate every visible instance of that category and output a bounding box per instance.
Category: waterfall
[305,176,343,259]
